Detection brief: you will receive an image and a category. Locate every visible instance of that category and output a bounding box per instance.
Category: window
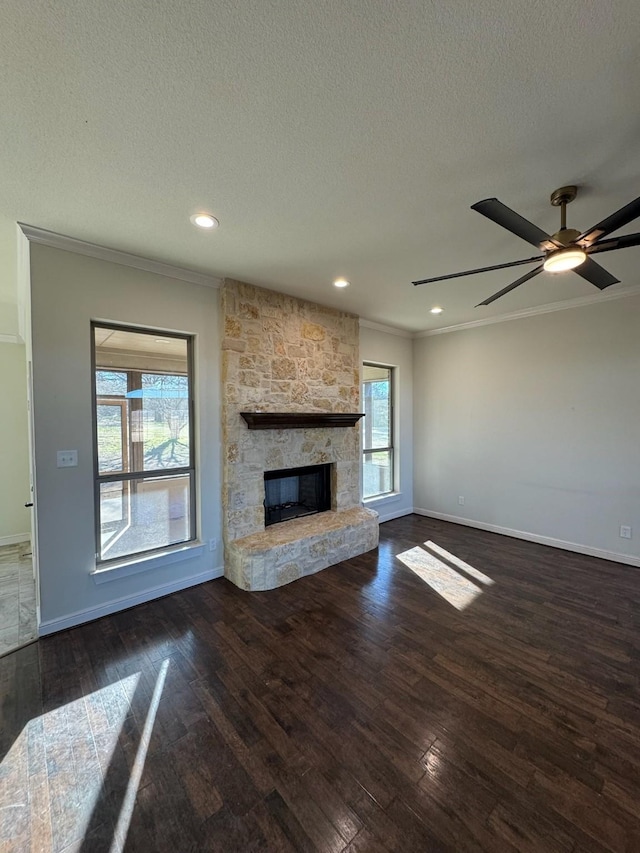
[362,363,394,499]
[92,324,195,563]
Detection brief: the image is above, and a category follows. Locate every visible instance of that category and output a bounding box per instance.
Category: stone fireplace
[221,279,378,591]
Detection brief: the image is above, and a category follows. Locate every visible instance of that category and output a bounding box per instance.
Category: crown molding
[415,284,640,337]
[359,318,413,338]
[18,223,222,289]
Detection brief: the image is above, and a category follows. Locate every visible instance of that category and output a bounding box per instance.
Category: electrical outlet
[57,450,78,468]
[620,525,632,540]
[209,538,218,552]
[458,496,465,506]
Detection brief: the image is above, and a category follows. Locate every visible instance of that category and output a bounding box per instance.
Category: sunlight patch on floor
[0,672,140,851]
[424,541,495,587]
[397,543,493,610]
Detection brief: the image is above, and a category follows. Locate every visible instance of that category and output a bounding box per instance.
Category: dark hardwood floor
[2,514,640,852]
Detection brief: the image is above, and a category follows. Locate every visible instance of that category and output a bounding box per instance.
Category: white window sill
[363,491,403,509]
[91,541,205,584]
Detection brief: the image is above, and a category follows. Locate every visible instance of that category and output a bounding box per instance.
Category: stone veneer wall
[221,279,378,590]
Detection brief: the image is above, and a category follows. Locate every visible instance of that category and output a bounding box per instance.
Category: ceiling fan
[412,186,640,306]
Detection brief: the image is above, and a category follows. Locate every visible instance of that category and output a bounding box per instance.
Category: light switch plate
[57,450,78,468]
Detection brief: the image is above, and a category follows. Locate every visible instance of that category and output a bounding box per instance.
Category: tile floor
[0,542,37,656]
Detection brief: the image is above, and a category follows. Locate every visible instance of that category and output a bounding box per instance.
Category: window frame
[362,362,394,500]
[90,321,197,566]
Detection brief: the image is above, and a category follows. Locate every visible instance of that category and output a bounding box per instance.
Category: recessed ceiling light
[430,306,443,314]
[334,278,350,288]
[190,213,219,229]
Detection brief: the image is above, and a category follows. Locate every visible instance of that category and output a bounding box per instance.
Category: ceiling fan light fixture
[543,247,587,273]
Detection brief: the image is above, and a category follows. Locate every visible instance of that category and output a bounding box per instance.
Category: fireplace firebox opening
[264,463,331,527]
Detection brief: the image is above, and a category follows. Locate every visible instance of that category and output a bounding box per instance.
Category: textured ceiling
[2,0,640,332]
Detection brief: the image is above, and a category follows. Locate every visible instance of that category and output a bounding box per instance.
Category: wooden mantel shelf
[240,412,365,430]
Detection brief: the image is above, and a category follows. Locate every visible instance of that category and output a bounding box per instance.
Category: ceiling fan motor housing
[549,227,581,247]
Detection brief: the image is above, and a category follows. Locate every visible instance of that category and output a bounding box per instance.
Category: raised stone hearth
[225,507,378,590]
[221,280,379,591]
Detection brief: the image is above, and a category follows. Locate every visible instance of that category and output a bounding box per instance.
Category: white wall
[360,323,413,522]
[29,243,223,632]
[413,295,640,565]
[0,342,30,543]
[0,220,18,338]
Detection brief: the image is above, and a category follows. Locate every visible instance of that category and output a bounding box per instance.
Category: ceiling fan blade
[573,257,619,291]
[412,255,542,286]
[578,196,640,247]
[586,231,640,256]
[471,199,557,249]
[476,265,544,307]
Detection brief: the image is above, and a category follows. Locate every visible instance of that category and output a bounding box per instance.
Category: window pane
[98,474,192,561]
[363,365,391,450]
[140,373,190,470]
[363,450,392,498]
[362,363,393,500]
[94,328,190,474]
[96,402,126,473]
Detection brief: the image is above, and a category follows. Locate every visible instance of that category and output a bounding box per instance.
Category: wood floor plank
[2,514,640,851]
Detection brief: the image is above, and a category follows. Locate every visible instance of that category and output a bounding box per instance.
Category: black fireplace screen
[264,463,331,526]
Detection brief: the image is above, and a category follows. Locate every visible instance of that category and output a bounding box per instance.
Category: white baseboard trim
[0,533,31,547]
[413,509,640,568]
[377,507,414,524]
[39,566,224,636]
